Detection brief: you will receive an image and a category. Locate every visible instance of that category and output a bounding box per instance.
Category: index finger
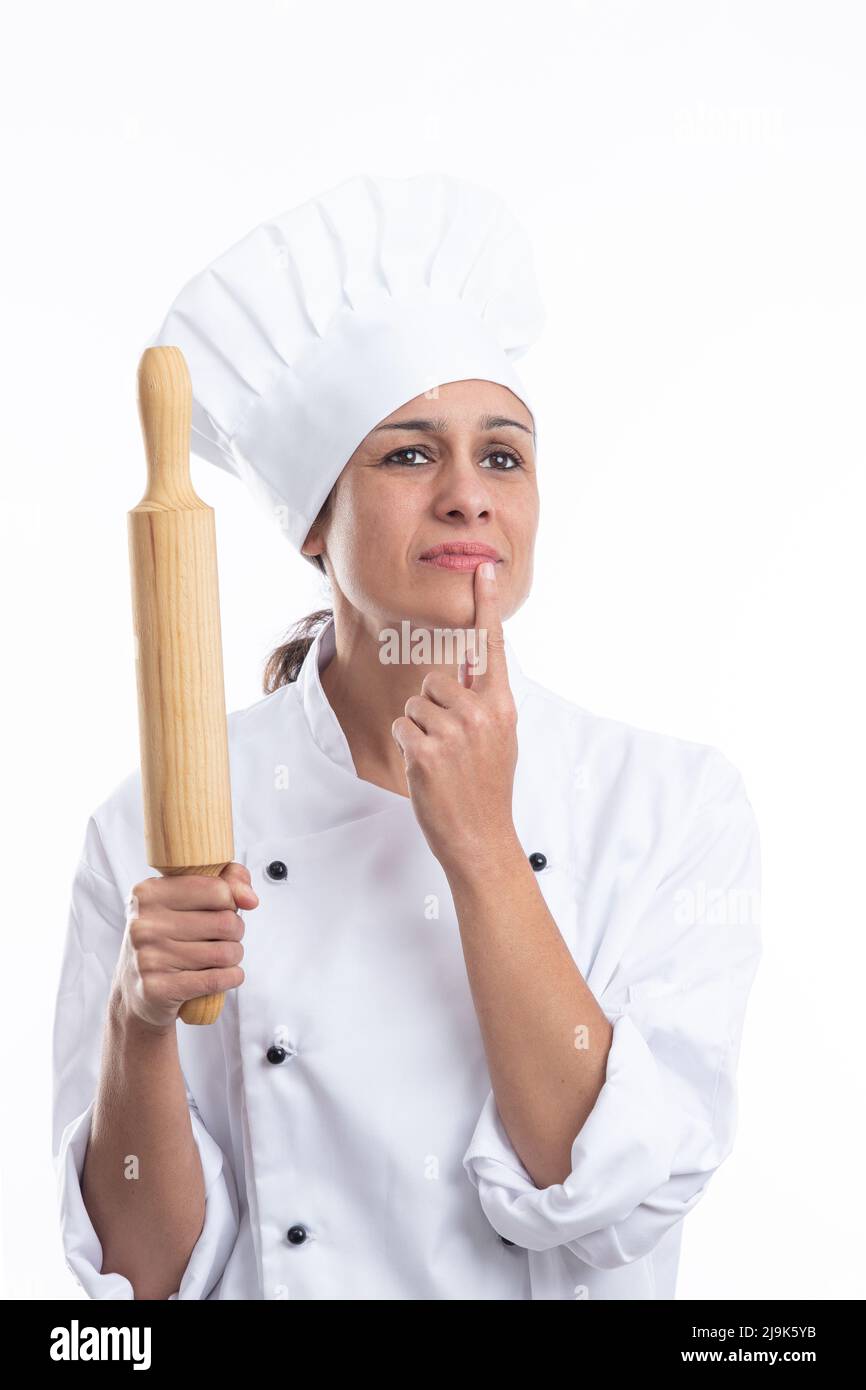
[465,560,506,696]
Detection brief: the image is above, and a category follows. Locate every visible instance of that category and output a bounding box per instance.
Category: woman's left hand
[391,561,520,877]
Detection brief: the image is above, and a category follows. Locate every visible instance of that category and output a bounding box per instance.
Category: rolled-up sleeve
[52,816,240,1299]
[462,749,762,1269]
[56,1095,238,1300]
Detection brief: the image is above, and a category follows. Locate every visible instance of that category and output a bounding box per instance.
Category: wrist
[107,986,176,1046]
[441,826,527,894]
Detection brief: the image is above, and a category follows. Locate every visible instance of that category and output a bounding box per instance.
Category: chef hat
[146,171,545,552]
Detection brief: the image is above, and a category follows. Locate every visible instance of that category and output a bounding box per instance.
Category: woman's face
[302,379,538,634]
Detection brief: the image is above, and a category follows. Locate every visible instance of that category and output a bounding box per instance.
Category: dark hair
[262,485,335,693]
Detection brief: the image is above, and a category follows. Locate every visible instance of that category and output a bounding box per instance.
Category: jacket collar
[298,613,530,778]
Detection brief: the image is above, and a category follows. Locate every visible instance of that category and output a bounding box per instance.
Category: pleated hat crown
[146,171,546,551]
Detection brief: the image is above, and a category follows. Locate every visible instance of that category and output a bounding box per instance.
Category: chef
[52,172,762,1301]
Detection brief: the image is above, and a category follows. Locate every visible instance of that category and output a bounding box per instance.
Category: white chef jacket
[53,615,761,1301]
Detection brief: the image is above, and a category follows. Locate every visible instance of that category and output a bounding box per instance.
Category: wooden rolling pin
[128,346,234,1026]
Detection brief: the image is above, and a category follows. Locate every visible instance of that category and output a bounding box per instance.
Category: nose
[431,452,496,526]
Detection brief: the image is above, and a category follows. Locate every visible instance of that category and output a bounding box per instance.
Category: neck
[319,605,465,799]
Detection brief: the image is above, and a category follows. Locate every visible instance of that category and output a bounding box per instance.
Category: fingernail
[480,561,495,580]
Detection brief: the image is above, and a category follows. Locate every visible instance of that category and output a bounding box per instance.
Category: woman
[52,172,761,1301]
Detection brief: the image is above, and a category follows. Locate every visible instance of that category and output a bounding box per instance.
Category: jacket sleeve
[461,749,762,1269]
[52,816,240,1299]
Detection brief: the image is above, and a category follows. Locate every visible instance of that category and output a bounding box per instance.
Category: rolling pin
[128,345,234,1026]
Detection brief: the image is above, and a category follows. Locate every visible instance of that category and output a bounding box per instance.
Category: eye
[481,449,524,471]
[381,447,432,467]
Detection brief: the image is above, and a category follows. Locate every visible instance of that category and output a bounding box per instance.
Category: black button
[266,860,288,881]
[267,1045,288,1064]
[499,1235,516,1246]
[528,852,547,871]
[287,1225,308,1245]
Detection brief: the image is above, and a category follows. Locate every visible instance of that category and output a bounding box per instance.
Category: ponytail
[262,600,333,692]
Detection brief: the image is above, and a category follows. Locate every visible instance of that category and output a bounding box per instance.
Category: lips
[418,542,502,572]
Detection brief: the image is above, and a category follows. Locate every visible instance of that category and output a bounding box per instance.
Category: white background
[1,0,863,1299]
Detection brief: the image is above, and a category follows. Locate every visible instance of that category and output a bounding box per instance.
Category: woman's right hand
[112,864,257,1032]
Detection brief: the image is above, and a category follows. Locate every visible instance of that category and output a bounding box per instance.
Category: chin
[375,596,470,634]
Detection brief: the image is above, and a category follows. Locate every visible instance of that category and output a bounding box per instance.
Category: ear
[301,479,338,561]
[300,524,323,559]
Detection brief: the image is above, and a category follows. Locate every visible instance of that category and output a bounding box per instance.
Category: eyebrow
[372,413,534,438]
